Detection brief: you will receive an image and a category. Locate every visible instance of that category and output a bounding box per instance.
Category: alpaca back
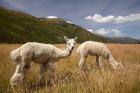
[77,41,111,58]
[87,41,111,58]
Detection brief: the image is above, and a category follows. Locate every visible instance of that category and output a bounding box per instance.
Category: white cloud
[86,14,114,23]
[115,14,140,23]
[95,28,110,35]
[96,28,122,36]
[66,20,72,24]
[87,29,93,32]
[86,13,140,24]
[46,16,58,19]
[87,28,122,36]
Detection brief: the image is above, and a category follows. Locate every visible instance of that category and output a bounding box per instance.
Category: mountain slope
[0,7,139,44]
[110,37,140,44]
[40,18,115,43]
[0,7,113,43]
[0,8,57,43]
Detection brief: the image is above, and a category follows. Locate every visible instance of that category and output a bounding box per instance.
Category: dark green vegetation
[0,7,139,44]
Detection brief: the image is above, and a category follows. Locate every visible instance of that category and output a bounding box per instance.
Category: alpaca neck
[109,55,114,62]
[58,46,73,59]
[109,56,118,70]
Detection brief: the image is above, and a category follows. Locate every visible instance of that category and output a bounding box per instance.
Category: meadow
[0,44,140,93]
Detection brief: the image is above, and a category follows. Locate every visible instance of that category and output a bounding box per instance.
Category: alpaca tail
[10,49,21,63]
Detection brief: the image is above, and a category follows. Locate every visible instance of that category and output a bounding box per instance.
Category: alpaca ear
[74,36,78,41]
[64,36,69,42]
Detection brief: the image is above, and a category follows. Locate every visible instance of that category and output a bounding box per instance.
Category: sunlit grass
[0,44,140,93]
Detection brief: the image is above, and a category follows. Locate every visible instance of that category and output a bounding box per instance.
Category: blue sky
[0,0,140,39]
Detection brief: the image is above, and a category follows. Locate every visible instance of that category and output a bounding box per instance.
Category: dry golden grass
[0,44,140,93]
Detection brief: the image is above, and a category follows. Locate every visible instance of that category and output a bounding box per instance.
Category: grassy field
[0,44,140,93]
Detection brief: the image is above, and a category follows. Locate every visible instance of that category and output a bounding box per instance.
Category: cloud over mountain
[87,28,122,36]
[46,16,58,19]
[86,14,114,23]
[86,13,140,24]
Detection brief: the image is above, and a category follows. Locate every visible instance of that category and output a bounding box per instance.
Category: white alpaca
[77,41,123,71]
[10,36,77,86]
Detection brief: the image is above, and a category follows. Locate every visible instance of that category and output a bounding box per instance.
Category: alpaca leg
[46,62,55,86]
[98,57,104,73]
[46,62,55,79]
[95,56,99,66]
[39,63,47,81]
[96,56,104,72]
[39,62,55,81]
[37,62,55,86]
[79,57,86,71]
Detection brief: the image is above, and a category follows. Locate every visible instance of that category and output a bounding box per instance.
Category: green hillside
[0,7,113,44]
[0,7,139,44]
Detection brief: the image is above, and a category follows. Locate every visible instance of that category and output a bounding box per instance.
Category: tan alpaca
[10,36,77,86]
[77,41,123,71]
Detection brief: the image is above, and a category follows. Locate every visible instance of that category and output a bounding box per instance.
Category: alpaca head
[64,36,77,51]
[109,57,124,70]
[112,61,124,71]
[10,73,24,87]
